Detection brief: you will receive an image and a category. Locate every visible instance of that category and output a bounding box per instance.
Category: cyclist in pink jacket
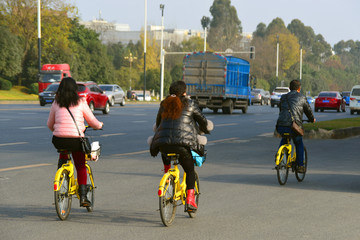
[47,77,103,207]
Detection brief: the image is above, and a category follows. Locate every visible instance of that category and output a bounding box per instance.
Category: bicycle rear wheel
[159,175,176,226]
[188,172,200,218]
[54,170,72,220]
[295,146,308,182]
[276,148,289,185]
[85,164,95,212]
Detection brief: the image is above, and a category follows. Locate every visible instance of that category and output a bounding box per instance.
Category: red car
[77,82,110,114]
[314,91,346,112]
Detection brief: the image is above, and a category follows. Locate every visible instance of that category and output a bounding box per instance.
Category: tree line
[0,0,359,97]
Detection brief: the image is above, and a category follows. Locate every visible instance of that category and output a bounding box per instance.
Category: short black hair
[289,80,301,91]
[169,81,186,96]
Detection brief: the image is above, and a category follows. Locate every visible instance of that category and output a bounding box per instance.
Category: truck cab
[38,64,71,93]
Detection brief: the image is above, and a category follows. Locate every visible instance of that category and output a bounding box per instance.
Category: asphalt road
[1,103,360,239]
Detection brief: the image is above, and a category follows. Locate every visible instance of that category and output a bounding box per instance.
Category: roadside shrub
[28,83,38,94]
[0,78,12,90]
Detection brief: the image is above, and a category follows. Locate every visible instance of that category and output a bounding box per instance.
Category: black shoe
[297,166,306,173]
[79,185,91,207]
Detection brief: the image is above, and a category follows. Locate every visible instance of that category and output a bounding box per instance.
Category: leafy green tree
[266,18,289,36]
[0,26,23,79]
[253,23,267,38]
[207,0,242,51]
[170,65,183,82]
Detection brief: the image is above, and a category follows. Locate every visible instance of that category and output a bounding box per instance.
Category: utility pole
[143,0,147,100]
[37,0,41,73]
[276,35,279,87]
[201,16,210,52]
[160,4,165,101]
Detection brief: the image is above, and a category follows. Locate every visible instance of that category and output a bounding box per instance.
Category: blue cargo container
[183,52,251,114]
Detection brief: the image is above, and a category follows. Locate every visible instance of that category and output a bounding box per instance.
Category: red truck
[38,64,71,93]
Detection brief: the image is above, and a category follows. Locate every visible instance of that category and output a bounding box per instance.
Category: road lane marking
[0,142,28,147]
[215,123,238,127]
[257,132,274,137]
[133,121,148,123]
[112,150,149,157]
[208,137,238,143]
[100,133,126,137]
[256,120,271,123]
[20,126,46,130]
[0,119,11,121]
[0,163,52,172]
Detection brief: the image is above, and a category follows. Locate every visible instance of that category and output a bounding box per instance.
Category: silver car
[98,84,125,106]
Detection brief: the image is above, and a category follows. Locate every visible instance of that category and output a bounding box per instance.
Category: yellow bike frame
[54,155,93,198]
[54,159,77,194]
[275,135,297,167]
[158,161,187,205]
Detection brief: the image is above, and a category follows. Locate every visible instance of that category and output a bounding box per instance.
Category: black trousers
[159,145,195,189]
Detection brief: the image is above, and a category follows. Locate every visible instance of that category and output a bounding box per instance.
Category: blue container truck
[183,52,251,114]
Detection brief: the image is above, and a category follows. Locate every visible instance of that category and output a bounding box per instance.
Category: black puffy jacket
[150,97,209,157]
[276,90,315,128]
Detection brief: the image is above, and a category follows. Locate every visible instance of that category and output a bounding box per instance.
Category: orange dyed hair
[161,96,183,120]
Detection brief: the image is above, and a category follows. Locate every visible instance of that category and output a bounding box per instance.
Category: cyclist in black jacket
[276,80,316,173]
[150,81,209,210]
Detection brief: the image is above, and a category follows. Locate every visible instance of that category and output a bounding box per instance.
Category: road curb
[274,127,360,139]
[305,127,360,139]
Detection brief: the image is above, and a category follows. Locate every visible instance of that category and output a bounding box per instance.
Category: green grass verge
[304,117,360,131]
[0,86,38,101]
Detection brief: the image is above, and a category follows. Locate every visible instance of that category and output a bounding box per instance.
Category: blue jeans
[276,126,304,166]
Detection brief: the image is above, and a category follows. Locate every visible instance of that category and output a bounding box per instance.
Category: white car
[270,87,290,107]
[350,85,360,114]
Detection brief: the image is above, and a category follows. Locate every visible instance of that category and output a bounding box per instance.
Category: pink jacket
[47,98,103,138]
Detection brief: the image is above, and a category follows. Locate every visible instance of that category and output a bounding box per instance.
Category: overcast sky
[74,0,360,46]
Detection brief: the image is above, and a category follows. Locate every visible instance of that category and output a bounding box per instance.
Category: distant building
[79,18,252,49]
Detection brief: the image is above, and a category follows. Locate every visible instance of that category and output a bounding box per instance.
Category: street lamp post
[124,53,137,90]
[276,35,279,87]
[37,0,41,73]
[160,4,165,101]
[143,0,147,100]
[299,45,303,82]
[201,16,210,52]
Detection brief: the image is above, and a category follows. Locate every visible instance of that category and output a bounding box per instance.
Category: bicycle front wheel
[54,169,72,220]
[276,148,289,185]
[86,164,95,212]
[188,172,200,218]
[295,146,308,182]
[159,175,176,226]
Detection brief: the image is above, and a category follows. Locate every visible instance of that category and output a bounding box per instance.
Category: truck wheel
[222,100,233,114]
[242,104,248,114]
[213,109,218,114]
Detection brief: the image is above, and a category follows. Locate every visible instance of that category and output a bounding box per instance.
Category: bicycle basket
[191,150,206,167]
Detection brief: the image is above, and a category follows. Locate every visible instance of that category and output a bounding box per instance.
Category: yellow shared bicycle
[275,132,308,185]
[53,151,97,220]
[157,153,200,227]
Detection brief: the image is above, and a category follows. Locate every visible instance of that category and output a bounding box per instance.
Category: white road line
[0,142,28,147]
[20,126,46,130]
[0,163,52,172]
[208,137,238,143]
[133,121,148,123]
[100,133,126,137]
[255,120,271,123]
[215,123,238,127]
[0,119,11,121]
[257,132,274,137]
